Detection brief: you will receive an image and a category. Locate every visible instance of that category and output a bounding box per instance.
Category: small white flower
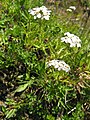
[46,60,70,72]
[61,32,81,48]
[64,32,73,38]
[42,15,50,20]
[28,10,36,15]
[77,43,81,47]
[37,13,42,18]
[70,43,76,47]
[40,6,47,11]
[34,16,37,19]
[33,7,41,13]
[69,6,76,10]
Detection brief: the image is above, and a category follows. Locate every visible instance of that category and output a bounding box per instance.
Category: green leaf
[33,44,40,48]
[47,115,55,120]
[6,109,17,119]
[15,83,28,93]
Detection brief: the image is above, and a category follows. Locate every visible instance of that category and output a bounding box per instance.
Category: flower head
[61,32,81,47]
[46,60,70,72]
[28,6,51,20]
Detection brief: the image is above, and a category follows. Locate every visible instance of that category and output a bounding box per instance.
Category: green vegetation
[0,0,90,119]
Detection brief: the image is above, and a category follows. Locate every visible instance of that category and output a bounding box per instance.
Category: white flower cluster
[46,60,70,72]
[61,32,81,47]
[28,6,51,20]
